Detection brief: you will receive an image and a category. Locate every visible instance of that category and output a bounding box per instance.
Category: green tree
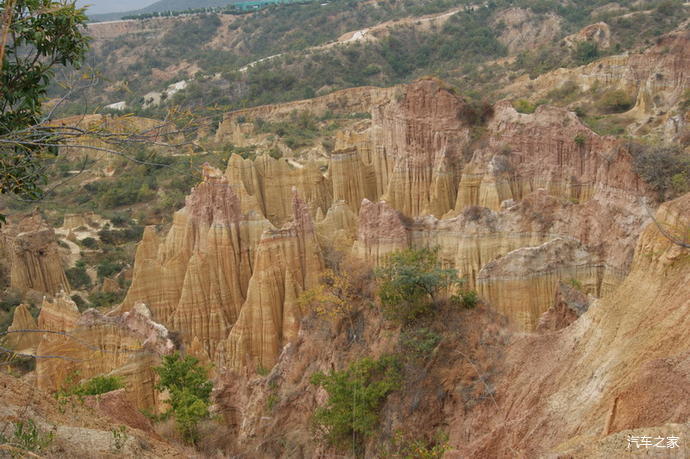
[572,40,599,65]
[154,352,213,444]
[375,248,461,324]
[311,356,401,454]
[0,0,89,211]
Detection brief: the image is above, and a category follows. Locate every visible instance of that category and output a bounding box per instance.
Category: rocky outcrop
[354,188,644,329]
[537,281,591,332]
[454,102,645,211]
[352,199,410,265]
[37,291,81,332]
[122,165,323,370]
[451,193,690,456]
[35,302,175,410]
[371,78,470,217]
[0,371,184,458]
[314,200,358,253]
[5,303,40,353]
[215,191,323,370]
[504,30,690,141]
[477,238,605,330]
[1,212,70,296]
[493,7,562,55]
[562,22,611,49]
[121,167,270,356]
[224,154,332,227]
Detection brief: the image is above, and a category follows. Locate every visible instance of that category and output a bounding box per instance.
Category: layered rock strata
[1,212,70,296]
[476,238,607,330]
[536,281,591,333]
[121,167,270,356]
[215,191,323,370]
[122,165,323,370]
[454,102,644,212]
[354,190,640,330]
[34,300,174,410]
[453,193,690,456]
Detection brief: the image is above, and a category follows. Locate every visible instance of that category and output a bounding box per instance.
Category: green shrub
[79,237,98,249]
[458,97,494,125]
[96,259,125,279]
[512,99,537,114]
[450,290,479,309]
[65,261,92,290]
[391,430,450,459]
[72,375,123,396]
[88,291,124,308]
[155,353,213,445]
[0,419,54,455]
[572,40,599,65]
[310,356,401,453]
[596,89,634,113]
[375,248,461,325]
[631,143,690,200]
[574,133,587,146]
[399,328,442,358]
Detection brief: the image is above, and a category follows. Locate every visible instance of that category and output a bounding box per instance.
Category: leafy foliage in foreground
[0,418,54,455]
[155,352,213,444]
[0,0,89,207]
[375,248,461,325]
[311,355,401,453]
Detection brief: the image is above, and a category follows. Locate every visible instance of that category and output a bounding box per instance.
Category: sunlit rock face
[370,78,470,218]
[123,71,656,361]
[24,297,175,411]
[121,167,270,357]
[1,212,70,296]
[454,102,644,212]
[215,191,324,370]
[453,193,690,457]
[121,163,323,370]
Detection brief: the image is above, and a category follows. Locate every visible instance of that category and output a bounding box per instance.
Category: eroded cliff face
[505,30,690,141]
[370,78,471,217]
[29,297,175,411]
[355,185,644,330]
[120,164,323,370]
[121,167,269,357]
[450,193,690,457]
[215,192,324,370]
[1,212,70,296]
[454,102,644,211]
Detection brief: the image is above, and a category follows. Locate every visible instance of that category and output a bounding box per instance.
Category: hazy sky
[76,0,158,14]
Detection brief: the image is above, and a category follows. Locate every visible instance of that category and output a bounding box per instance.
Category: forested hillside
[59,0,687,121]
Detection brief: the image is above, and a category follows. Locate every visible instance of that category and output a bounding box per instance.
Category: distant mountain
[89,0,238,22]
[77,0,158,15]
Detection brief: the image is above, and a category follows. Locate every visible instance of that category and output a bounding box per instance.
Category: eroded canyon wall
[1,212,70,296]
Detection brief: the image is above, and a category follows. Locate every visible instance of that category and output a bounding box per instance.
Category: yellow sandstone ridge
[35,302,175,411]
[1,212,70,296]
[455,192,690,456]
[5,303,40,353]
[215,191,324,370]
